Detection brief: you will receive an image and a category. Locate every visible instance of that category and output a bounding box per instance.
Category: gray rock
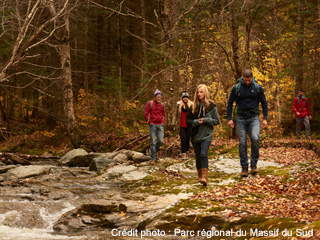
[65,153,101,167]
[132,152,151,163]
[106,165,137,175]
[81,200,120,213]
[99,152,118,159]
[59,149,88,165]
[113,153,128,163]
[122,170,148,181]
[53,193,191,233]
[5,165,51,179]
[121,150,134,159]
[0,165,17,174]
[89,157,113,171]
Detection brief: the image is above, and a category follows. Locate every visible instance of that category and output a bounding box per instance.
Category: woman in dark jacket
[172,91,193,160]
[186,84,220,186]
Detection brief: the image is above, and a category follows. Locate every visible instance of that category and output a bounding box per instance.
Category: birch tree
[0,0,80,146]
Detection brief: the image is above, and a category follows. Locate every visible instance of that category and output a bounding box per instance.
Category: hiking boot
[240,167,249,177]
[150,160,156,165]
[200,168,208,186]
[181,153,188,160]
[197,169,202,182]
[251,166,259,175]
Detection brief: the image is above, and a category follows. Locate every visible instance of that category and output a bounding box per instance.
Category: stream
[0,153,284,240]
[0,164,119,240]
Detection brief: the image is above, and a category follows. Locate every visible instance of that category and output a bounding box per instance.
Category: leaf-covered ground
[186,138,320,239]
[1,132,320,238]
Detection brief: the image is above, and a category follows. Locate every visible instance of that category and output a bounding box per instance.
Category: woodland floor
[0,129,320,239]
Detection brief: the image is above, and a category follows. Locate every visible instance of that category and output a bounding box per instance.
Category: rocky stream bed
[0,141,320,240]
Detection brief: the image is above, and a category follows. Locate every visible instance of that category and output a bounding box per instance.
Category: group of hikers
[144,69,312,186]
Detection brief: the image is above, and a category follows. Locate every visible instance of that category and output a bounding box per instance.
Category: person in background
[144,89,165,163]
[292,88,312,139]
[172,91,193,160]
[227,69,268,177]
[186,84,220,186]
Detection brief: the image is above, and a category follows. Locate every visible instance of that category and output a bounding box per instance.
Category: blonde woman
[172,91,193,160]
[186,84,220,186]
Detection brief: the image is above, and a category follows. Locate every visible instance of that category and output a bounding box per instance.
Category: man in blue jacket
[227,69,268,177]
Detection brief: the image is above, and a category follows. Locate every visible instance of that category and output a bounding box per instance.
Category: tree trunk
[275,50,282,125]
[244,3,252,66]
[162,0,181,127]
[83,8,89,93]
[97,14,105,85]
[190,16,202,91]
[230,2,242,79]
[116,12,122,109]
[296,0,305,93]
[59,14,79,148]
[140,0,147,88]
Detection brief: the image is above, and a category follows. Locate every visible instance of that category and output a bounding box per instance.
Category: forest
[0,0,319,151]
[2,1,320,239]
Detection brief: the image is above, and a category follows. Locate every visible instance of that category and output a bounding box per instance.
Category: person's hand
[309,116,312,120]
[262,119,267,128]
[199,118,204,124]
[228,120,234,128]
[296,112,301,116]
[171,125,175,130]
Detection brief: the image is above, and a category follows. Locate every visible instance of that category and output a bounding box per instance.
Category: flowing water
[0,199,80,239]
[0,165,118,240]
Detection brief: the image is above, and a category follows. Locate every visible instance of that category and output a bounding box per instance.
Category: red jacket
[292,96,311,118]
[144,100,165,125]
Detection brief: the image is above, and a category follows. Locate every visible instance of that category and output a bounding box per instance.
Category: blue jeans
[192,141,211,169]
[237,115,260,168]
[149,124,164,160]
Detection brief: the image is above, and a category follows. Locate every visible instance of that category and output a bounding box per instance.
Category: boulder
[89,157,113,171]
[65,153,101,167]
[112,153,128,163]
[5,165,51,179]
[53,200,121,233]
[132,153,151,163]
[81,200,120,213]
[0,165,17,174]
[59,149,88,165]
[53,193,192,233]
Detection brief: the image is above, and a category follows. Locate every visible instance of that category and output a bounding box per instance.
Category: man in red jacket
[144,89,165,162]
[292,89,312,139]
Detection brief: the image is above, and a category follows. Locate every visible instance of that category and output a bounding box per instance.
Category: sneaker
[251,166,259,175]
[240,167,249,177]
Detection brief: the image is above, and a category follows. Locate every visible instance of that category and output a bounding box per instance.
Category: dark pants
[180,127,190,153]
[192,141,211,169]
[296,117,311,138]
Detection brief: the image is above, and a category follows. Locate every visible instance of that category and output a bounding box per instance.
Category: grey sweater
[186,102,220,143]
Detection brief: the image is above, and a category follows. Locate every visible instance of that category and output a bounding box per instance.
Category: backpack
[296,95,306,106]
[234,76,261,115]
[235,76,260,99]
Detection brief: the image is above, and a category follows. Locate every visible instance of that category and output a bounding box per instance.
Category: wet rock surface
[0,148,287,239]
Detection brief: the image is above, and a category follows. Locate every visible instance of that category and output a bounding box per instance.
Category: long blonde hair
[192,84,211,113]
[179,98,192,112]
